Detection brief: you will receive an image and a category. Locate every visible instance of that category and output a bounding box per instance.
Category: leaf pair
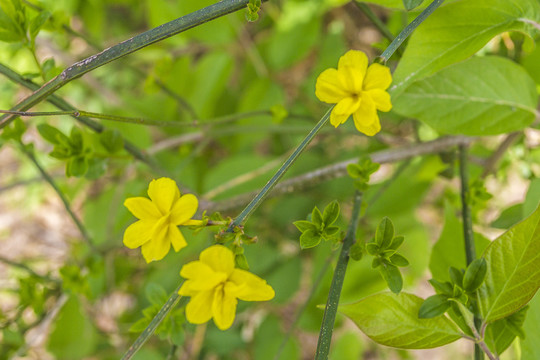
[294,200,340,249]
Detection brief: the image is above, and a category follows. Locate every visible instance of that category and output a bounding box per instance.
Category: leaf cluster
[37,124,123,178]
[294,200,341,249]
[346,157,380,191]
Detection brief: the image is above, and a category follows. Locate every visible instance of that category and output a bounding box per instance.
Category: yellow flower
[315,50,392,136]
[123,177,200,263]
[179,245,275,330]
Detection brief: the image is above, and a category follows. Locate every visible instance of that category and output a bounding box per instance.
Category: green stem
[228,107,332,229]
[0,0,259,130]
[459,144,476,265]
[459,144,484,360]
[315,191,363,360]
[18,142,95,250]
[274,252,335,360]
[0,63,163,174]
[0,109,271,128]
[378,0,445,62]
[354,2,397,43]
[121,284,185,360]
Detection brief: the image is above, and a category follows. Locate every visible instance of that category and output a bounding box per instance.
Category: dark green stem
[18,143,95,250]
[121,284,185,360]
[274,252,335,360]
[0,63,163,174]
[315,191,363,360]
[0,0,257,130]
[459,144,483,360]
[459,144,475,265]
[228,107,332,229]
[378,0,445,62]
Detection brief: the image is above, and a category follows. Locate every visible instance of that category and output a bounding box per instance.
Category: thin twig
[209,136,474,213]
[0,255,59,284]
[480,132,521,178]
[18,143,95,250]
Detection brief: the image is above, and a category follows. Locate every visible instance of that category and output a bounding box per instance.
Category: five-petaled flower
[179,245,275,330]
[123,177,201,263]
[315,50,392,136]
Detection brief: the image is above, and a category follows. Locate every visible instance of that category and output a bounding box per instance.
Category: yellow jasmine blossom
[179,245,275,330]
[123,177,201,263]
[315,50,392,136]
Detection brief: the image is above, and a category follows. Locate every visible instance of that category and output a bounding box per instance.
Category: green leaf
[37,123,68,145]
[294,220,316,233]
[391,0,540,97]
[393,56,538,135]
[99,129,123,153]
[403,0,424,10]
[338,292,461,349]
[418,294,450,319]
[324,226,340,237]
[145,283,167,306]
[300,229,321,249]
[67,156,88,177]
[346,163,361,179]
[372,257,382,268]
[29,10,50,39]
[485,306,528,356]
[478,204,540,323]
[463,258,487,293]
[429,279,453,296]
[389,253,409,267]
[379,263,403,294]
[322,200,340,226]
[375,217,394,249]
[521,293,540,360]
[448,267,464,288]
[349,242,363,261]
[47,295,98,358]
[129,318,150,333]
[366,242,379,256]
[388,235,404,250]
[311,206,323,227]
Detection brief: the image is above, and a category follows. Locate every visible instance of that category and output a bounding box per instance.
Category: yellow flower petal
[337,50,368,92]
[140,230,171,263]
[168,224,187,252]
[353,108,381,136]
[229,269,275,301]
[315,68,348,104]
[330,108,350,127]
[200,245,235,276]
[170,194,198,225]
[212,286,237,330]
[180,261,227,291]
[123,219,154,249]
[334,96,361,116]
[185,290,214,324]
[124,197,161,220]
[367,89,392,112]
[363,63,392,91]
[147,177,180,214]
